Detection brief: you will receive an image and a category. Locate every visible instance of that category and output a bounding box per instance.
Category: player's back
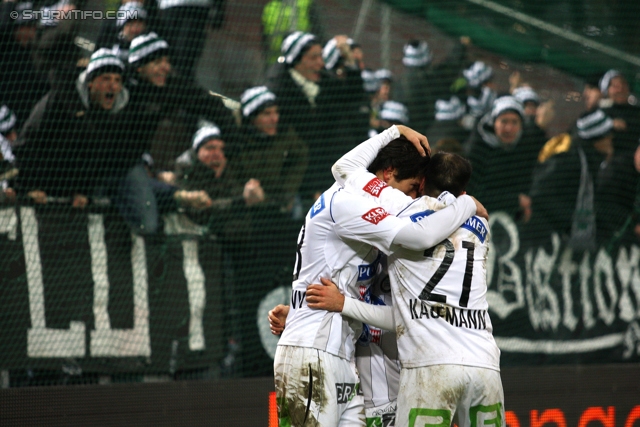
[389,196,500,371]
[278,183,385,360]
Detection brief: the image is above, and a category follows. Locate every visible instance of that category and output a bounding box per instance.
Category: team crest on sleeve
[362,207,390,225]
[363,178,388,197]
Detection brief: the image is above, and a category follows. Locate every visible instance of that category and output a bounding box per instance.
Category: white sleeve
[331,125,400,187]
[341,297,395,331]
[392,195,477,251]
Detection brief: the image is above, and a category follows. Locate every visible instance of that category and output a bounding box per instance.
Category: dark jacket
[127,74,239,172]
[237,124,308,210]
[15,72,138,198]
[466,113,543,217]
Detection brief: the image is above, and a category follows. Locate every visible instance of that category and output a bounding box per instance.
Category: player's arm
[333,191,480,254]
[331,125,429,187]
[268,304,289,335]
[306,278,395,331]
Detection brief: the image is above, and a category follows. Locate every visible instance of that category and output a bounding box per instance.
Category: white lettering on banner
[616,246,640,322]
[558,248,579,330]
[88,214,150,357]
[579,252,596,329]
[21,207,85,357]
[485,212,525,319]
[525,233,562,331]
[594,249,617,326]
[182,240,206,351]
[0,208,18,240]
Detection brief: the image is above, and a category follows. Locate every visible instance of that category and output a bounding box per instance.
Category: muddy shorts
[274,345,365,426]
[396,364,504,427]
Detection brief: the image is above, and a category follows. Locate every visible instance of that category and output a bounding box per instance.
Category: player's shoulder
[456,214,490,245]
[396,195,446,218]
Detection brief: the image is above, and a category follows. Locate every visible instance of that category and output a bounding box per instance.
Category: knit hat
[281,31,317,65]
[361,69,378,93]
[241,86,277,118]
[463,61,493,88]
[513,86,540,105]
[402,40,432,67]
[192,125,222,151]
[323,37,354,70]
[0,105,17,135]
[128,32,169,67]
[116,1,147,27]
[379,101,409,125]
[86,48,125,82]
[375,68,393,82]
[39,0,69,28]
[599,69,621,96]
[576,109,613,141]
[490,96,524,122]
[435,96,465,121]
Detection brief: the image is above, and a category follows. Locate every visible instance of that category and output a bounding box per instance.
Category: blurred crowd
[0,0,639,377]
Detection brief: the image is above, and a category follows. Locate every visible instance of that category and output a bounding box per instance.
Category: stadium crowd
[0,0,639,379]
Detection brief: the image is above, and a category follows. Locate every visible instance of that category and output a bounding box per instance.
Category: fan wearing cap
[16,48,132,208]
[237,86,308,213]
[462,61,497,129]
[512,85,549,142]
[522,109,615,250]
[0,108,17,203]
[466,96,542,218]
[95,1,148,63]
[396,39,436,134]
[369,100,409,138]
[175,125,264,229]
[127,32,238,174]
[269,31,355,201]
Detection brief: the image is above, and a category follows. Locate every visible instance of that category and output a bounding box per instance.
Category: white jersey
[355,264,400,410]
[389,196,501,370]
[278,183,408,359]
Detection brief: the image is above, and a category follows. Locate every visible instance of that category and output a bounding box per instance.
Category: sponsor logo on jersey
[310,194,325,218]
[336,383,361,404]
[408,299,487,330]
[461,216,487,243]
[362,207,390,225]
[363,178,388,197]
[357,252,382,282]
[409,209,435,223]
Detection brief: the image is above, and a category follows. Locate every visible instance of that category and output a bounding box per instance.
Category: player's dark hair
[423,152,472,197]
[367,137,430,181]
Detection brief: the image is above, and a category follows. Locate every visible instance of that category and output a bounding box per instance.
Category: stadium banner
[1,206,640,374]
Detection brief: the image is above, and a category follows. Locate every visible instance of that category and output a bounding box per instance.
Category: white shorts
[274,345,365,426]
[365,400,397,427]
[396,365,504,427]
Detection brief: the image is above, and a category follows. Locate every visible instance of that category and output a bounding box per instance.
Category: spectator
[427,96,469,151]
[95,2,148,63]
[268,31,355,202]
[523,109,615,251]
[261,0,325,66]
[396,40,435,134]
[127,32,238,176]
[157,0,225,79]
[237,86,308,213]
[0,105,18,144]
[462,61,497,130]
[369,100,409,137]
[174,124,264,229]
[596,70,640,248]
[369,68,393,128]
[466,96,540,219]
[513,85,549,142]
[322,35,369,142]
[0,1,49,128]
